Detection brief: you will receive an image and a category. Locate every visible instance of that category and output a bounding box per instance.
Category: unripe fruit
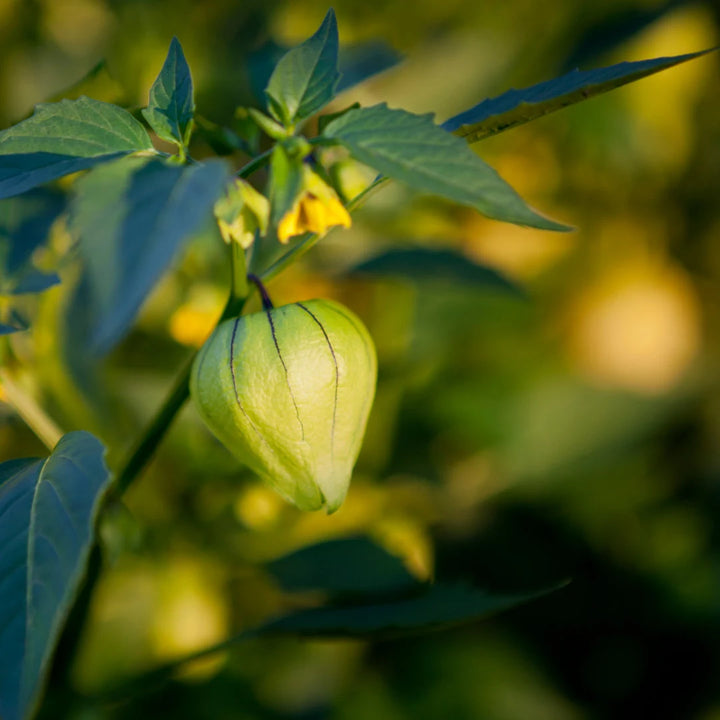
[190,299,377,513]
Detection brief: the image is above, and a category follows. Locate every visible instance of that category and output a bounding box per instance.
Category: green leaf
[350,247,523,296]
[3,268,60,296]
[265,8,340,126]
[142,37,195,150]
[261,582,561,638]
[323,103,568,231]
[0,188,64,276]
[0,97,154,199]
[70,156,229,354]
[442,48,714,143]
[0,432,111,720]
[269,143,304,225]
[0,322,23,335]
[267,536,419,598]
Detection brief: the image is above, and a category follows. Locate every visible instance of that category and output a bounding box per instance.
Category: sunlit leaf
[0,97,154,199]
[142,37,195,149]
[324,103,568,231]
[265,9,340,125]
[70,156,229,355]
[442,49,713,143]
[0,432,110,720]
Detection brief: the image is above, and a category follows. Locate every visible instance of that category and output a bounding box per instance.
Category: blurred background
[2,0,720,717]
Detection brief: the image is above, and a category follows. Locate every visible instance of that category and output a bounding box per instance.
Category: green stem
[0,368,63,450]
[237,148,273,179]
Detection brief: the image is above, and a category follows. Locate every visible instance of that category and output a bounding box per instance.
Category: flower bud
[190,299,377,513]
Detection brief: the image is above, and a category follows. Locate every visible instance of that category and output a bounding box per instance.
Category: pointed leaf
[350,247,523,296]
[142,37,195,149]
[0,432,111,720]
[4,268,60,295]
[0,97,154,199]
[269,144,304,225]
[267,536,418,598]
[0,322,23,335]
[323,103,568,231]
[265,9,340,125]
[442,49,714,143]
[261,582,561,638]
[70,156,229,355]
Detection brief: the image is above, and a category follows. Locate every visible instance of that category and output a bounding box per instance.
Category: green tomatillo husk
[190,298,377,513]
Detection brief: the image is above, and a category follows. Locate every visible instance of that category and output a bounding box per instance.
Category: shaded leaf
[265,9,340,125]
[323,103,568,231]
[3,268,60,295]
[0,188,65,276]
[0,97,154,199]
[0,432,111,720]
[261,582,561,638]
[45,59,126,105]
[442,49,714,143]
[0,322,23,335]
[336,41,402,93]
[267,536,418,597]
[350,247,523,296]
[70,156,229,355]
[142,37,195,149]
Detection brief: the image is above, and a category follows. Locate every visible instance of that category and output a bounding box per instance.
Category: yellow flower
[214,180,269,249]
[277,167,351,243]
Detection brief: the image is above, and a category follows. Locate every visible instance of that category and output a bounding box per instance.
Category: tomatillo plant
[0,7,713,719]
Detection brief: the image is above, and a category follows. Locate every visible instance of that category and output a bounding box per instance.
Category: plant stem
[0,368,63,450]
[237,148,273,179]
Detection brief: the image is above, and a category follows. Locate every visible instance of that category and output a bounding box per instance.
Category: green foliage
[442,48,712,143]
[266,536,419,597]
[350,247,523,296]
[263,583,560,638]
[322,103,569,230]
[142,37,195,152]
[268,143,304,224]
[69,156,229,355]
[0,5,714,717]
[0,432,110,720]
[0,97,153,199]
[265,9,340,127]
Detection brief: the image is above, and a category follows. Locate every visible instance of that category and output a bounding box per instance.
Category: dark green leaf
[265,9,340,125]
[267,536,418,597]
[336,41,402,93]
[0,97,154,199]
[261,582,561,638]
[442,49,714,143]
[0,432,111,720]
[0,322,23,335]
[142,37,195,149]
[45,59,125,105]
[4,268,60,295]
[269,144,304,225]
[350,247,523,296]
[70,156,229,354]
[324,103,568,231]
[0,188,64,275]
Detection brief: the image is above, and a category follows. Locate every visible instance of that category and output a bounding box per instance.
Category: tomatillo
[190,298,377,512]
